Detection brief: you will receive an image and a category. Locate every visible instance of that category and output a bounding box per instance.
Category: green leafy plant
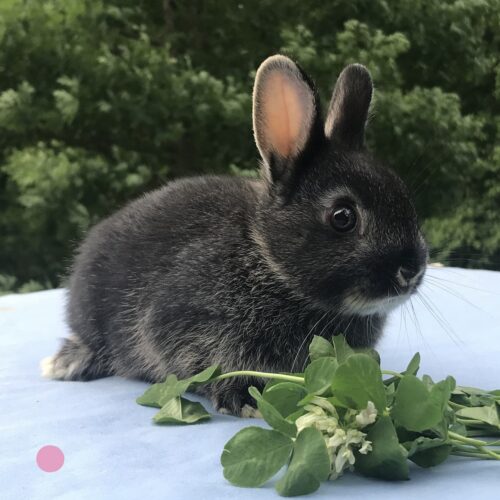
[137,335,500,496]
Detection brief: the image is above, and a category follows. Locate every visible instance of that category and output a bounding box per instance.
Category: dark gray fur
[46,56,427,415]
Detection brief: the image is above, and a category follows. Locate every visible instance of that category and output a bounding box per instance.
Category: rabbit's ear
[324,64,373,149]
[253,55,322,184]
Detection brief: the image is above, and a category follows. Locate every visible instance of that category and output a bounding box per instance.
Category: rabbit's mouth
[340,260,427,316]
[342,292,411,317]
[341,276,423,316]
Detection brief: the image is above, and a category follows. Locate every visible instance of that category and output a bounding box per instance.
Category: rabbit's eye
[330,205,357,232]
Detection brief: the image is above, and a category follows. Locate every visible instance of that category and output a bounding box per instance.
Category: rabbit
[41,55,428,417]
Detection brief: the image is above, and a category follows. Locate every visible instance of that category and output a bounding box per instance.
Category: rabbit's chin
[341,291,412,317]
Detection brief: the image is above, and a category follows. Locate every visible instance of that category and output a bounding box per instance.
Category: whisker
[425,273,500,296]
[396,295,404,350]
[299,309,343,372]
[415,291,464,347]
[409,295,435,356]
[403,302,412,352]
[424,279,491,316]
[428,254,500,267]
[290,309,329,372]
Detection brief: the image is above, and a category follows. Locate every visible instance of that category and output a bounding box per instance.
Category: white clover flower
[355,401,378,428]
[327,428,346,449]
[303,404,326,416]
[308,396,338,416]
[296,399,375,482]
[329,465,341,481]
[295,413,325,433]
[345,429,365,445]
[296,412,338,435]
[344,409,357,422]
[359,439,373,455]
[315,417,338,434]
[325,427,373,480]
[334,444,356,475]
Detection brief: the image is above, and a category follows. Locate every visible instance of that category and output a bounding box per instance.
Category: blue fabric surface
[1,267,499,499]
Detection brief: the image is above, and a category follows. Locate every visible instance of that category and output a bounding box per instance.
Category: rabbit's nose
[396,266,420,287]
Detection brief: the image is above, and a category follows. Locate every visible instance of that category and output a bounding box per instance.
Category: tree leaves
[53,76,79,124]
[1,0,499,294]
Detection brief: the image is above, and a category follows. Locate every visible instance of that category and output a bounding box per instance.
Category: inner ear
[324,64,373,149]
[260,71,312,158]
[253,55,320,182]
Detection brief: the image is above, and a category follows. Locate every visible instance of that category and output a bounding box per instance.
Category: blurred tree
[0,0,499,292]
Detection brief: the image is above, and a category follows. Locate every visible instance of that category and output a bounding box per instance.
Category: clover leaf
[355,415,409,480]
[331,353,387,412]
[304,357,338,395]
[392,375,455,432]
[249,386,297,438]
[308,335,336,361]
[404,436,451,468]
[331,334,355,363]
[137,342,500,496]
[136,364,221,408]
[221,426,293,487]
[275,427,330,496]
[263,382,307,418]
[153,396,211,424]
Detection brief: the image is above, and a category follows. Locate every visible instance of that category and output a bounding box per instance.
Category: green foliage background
[0,0,499,293]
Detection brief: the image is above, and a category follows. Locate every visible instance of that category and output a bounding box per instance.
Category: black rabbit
[42,55,428,416]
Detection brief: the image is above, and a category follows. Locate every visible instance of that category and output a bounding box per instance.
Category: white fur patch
[40,356,56,378]
[217,405,263,418]
[343,293,410,317]
[240,404,263,419]
[40,355,79,380]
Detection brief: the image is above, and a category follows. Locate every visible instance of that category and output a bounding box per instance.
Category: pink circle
[36,445,64,472]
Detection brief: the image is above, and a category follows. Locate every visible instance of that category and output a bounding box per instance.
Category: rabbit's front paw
[211,381,262,418]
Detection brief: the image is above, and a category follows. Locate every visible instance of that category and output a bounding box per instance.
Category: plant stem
[381,370,403,379]
[453,444,500,455]
[457,417,489,426]
[452,447,491,458]
[466,429,500,438]
[212,371,305,384]
[449,431,500,460]
[449,432,490,447]
[451,450,497,460]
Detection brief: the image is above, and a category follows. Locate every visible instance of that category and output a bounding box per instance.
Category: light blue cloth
[1,267,499,499]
